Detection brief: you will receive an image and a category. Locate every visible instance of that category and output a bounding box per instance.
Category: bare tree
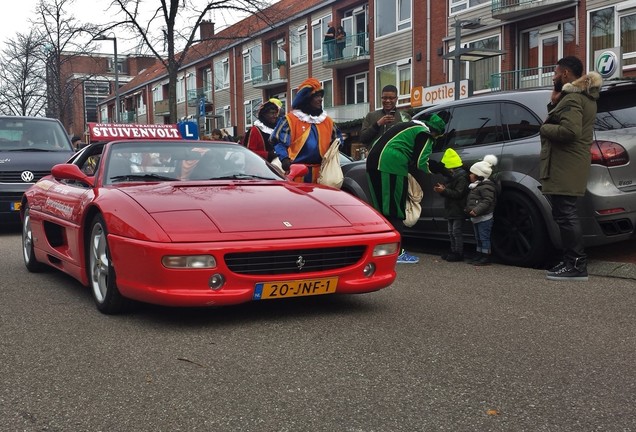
[105,0,283,123]
[34,0,100,129]
[0,31,48,116]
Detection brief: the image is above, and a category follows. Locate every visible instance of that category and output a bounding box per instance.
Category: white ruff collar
[254,120,274,135]
[292,109,327,124]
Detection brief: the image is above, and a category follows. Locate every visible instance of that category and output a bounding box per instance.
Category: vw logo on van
[596,51,618,79]
[21,171,35,182]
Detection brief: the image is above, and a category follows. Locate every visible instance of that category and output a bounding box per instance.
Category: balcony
[154,99,170,115]
[121,110,136,123]
[491,0,577,21]
[489,65,556,91]
[251,62,288,89]
[324,102,370,123]
[187,88,211,107]
[322,32,370,69]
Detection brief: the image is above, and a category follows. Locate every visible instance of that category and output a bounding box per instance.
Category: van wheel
[492,191,549,268]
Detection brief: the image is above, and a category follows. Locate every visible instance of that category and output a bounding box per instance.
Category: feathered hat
[292,78,324,109]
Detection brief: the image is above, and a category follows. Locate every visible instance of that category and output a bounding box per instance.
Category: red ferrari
[20,139,400,314]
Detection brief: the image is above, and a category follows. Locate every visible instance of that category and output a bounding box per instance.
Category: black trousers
[549,194,586,265]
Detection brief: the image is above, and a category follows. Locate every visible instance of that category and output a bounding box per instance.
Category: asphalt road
[1,229,635,431]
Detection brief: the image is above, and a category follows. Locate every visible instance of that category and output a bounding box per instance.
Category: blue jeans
[472,218,493,254]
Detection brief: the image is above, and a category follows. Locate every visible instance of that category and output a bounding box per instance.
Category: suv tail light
[590,140,629,167]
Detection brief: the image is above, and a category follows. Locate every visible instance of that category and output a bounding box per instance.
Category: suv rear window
[596,85,636,131]
[0,118,73,151]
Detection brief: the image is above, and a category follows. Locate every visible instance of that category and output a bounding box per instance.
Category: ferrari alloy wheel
[88,214,127,314]
[22,206,45,272]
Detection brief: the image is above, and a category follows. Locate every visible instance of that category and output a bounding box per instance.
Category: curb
[588,260,636,280]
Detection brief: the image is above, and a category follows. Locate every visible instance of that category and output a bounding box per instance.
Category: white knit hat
[470,154,498,179]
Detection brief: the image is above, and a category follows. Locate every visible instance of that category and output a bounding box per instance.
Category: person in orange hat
[243,98,283,162]
[270,78,342,183]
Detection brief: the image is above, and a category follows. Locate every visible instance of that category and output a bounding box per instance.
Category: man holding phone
[360,84,411,149]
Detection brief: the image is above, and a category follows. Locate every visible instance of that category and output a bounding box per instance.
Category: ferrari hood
[118,182,388,240]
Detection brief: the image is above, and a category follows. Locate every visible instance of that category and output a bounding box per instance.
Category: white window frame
[243,45,262,82]
[312,15,332,59]
[152,86,162,103]
[588,4,636,71]
[244,97,263,128]
[214,58,230,90]
[176,76,185,103]
[136,93,146,115]
[291,25,308,66]
[449,0,490,15]
[375,0,411,38]
[375,59,412,107]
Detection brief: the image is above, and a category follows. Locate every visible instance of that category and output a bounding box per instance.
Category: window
[244,98,262,128]
[243,45,262,82]
[291,25,308,65]
[589,5,636,69]
[215,106,231,129]
[152,86,162,103]
[322,80,333,108]
[202,68,212,101]
[443,103,503,148]
[214,58,230,90]
[176,76,185,103]
[312,15,332,59]
[84,80,110,123]
[375,60,412,106]
[450,0,489,14]
[136,93,146,115]
[451,35,501,92]
[376,0,411,37]
[501,102,541,140]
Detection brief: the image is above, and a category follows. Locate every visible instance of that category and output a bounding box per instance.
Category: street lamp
[93,34,120,123]
[450,19,483,100]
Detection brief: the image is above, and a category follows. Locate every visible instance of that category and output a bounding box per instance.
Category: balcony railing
[187,88,211,107]
[489,65,556,91]
[324,102,370,123]
[154,99,170,115]
[251,62,288,89]
[322,32,370,68]
[491,0,575,21]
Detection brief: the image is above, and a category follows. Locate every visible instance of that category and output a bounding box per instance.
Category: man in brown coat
[540,56,602,281]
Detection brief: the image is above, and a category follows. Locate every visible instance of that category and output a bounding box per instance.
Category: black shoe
[547,261,566,273]
[466,252,481,264]
[445,252,464,262]
[472,254,491,266]
[546,265,588,281]
[441,251,453,261]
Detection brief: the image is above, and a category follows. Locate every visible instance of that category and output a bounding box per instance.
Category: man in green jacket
[540,56,602,281]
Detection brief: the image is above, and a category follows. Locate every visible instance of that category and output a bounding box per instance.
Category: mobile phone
[389,109,396,115]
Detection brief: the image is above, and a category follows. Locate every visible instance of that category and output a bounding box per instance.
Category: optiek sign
[595,47,622,80]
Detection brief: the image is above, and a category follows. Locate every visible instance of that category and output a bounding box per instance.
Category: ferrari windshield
[103,141,284,184]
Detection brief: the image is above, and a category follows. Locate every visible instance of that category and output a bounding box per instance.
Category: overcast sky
[0,0,261,55]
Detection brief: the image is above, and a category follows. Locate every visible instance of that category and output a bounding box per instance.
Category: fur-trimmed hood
[562,71,603,94]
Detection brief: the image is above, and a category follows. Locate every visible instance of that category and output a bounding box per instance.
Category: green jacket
[539,72,602,196]
[360,108,411,148]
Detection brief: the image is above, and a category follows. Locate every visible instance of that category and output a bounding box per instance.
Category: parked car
[0,116,74,225]
[21,139,399,314]
[341,80,636,268]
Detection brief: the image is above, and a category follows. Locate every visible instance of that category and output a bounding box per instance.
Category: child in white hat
[465,155,499,265]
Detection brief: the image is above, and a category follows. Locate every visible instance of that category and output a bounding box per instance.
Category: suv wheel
[492,190,550,268]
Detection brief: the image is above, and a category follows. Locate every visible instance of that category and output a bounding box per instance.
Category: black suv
[0,116,74,225]
[341,80,636,268]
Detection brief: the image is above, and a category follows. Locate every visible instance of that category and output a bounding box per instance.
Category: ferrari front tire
[88,214,128,314]
[22,205,45,272]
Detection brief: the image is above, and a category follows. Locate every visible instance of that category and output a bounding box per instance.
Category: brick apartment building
[57,0,634,152]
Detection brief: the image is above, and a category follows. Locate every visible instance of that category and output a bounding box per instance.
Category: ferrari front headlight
[162,255,217,269]
[373,242,400,257]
